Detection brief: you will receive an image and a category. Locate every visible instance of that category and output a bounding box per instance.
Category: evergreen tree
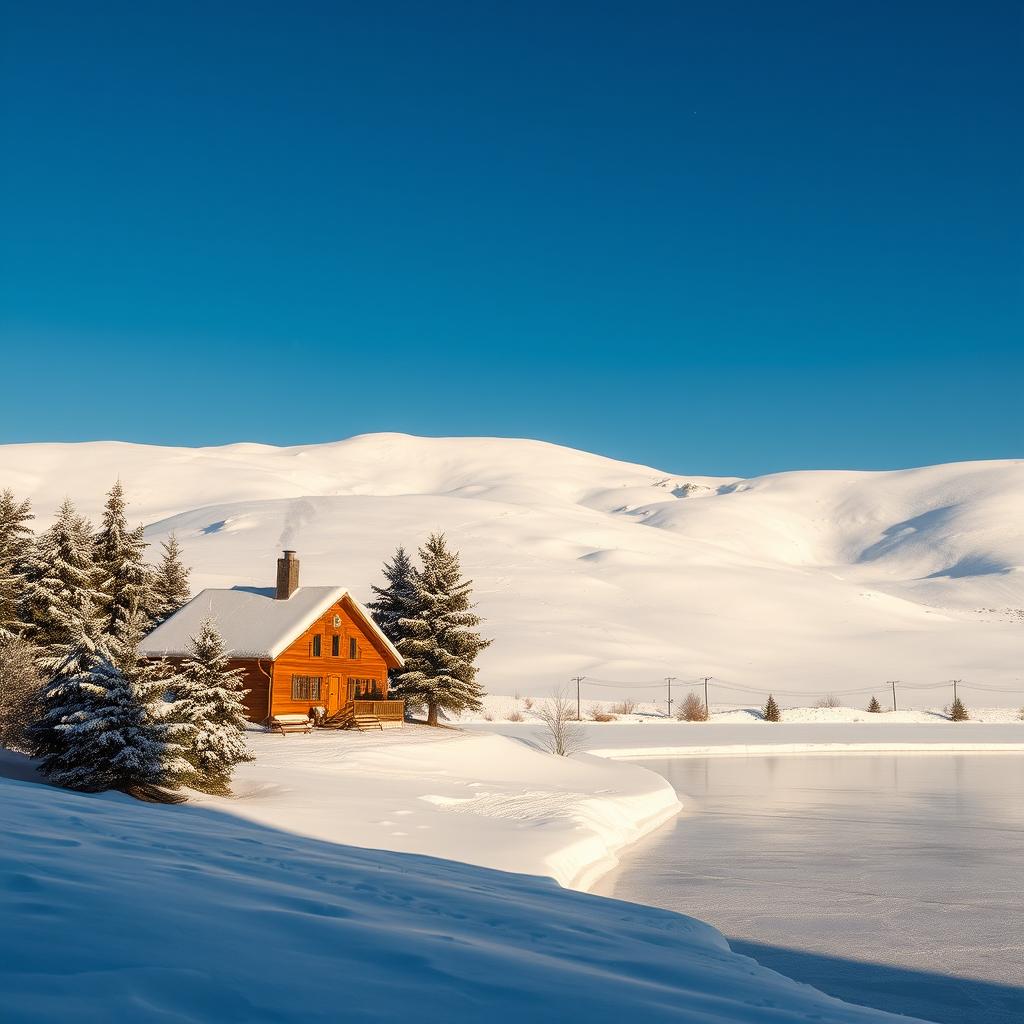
[0,634,42,751]
[368,545,417,674]
[26,499,100,647]
[762,694,781,722]
[949,696,969,721]
[172,619,252,794]
[150,533,191,625]
[0,490,35,640]
[867,695,882,713]
[94,481,152,637]
[395,533,491,726]
[31,601,188,793]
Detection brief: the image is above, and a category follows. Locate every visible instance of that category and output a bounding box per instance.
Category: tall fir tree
[26,499,101,648]
[150,533,191,625]
[762,694,781,722]
[31,601,188,793]
[171,619,252,794]
[395,533,491,726]
[368,545,417,677]
[94,481,152,637]
[0,490,35,640]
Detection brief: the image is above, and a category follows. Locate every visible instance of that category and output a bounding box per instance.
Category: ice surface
[594,754,1024,1024]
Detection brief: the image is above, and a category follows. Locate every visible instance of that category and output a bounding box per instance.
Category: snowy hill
[2,434,1022,699]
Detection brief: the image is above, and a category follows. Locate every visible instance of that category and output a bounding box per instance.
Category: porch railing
[353,699,405,721]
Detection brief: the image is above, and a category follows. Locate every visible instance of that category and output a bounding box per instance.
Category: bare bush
[0,636,41,752]
[536,690,583,756]
[676,691,707,722]
[523,696,534,710]
[610,698,637,715]
[482,712,493,722]
[506,710,524,722]
[815,694,841,709]
[588,703,616,723]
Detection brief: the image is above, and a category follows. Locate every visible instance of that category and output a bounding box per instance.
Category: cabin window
[312,635,322,657]
[348,676,384,700]
[291,675,322,701]
[349,637,358,659]
[331,634,340,657]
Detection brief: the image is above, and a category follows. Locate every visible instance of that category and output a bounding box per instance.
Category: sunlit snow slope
[2,434,1021,698]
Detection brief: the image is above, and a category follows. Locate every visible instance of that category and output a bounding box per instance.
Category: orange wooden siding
[269,596,392,718]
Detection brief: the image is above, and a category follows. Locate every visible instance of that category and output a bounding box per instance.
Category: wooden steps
[353,714,383,731]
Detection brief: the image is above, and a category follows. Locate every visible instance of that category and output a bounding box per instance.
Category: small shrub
[610,699,637,715]
[867,696,882,713]
[762,694,781,722]
[815,694,841,709]
[482,712,493,721]
[506,710,524,722]
[523,696,534,710]
[676,692,707,722]
[1018,707,1024,722]
[949,697,969,722]
[588,703,616,723]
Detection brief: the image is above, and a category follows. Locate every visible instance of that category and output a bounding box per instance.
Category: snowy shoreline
[196,725,682,892]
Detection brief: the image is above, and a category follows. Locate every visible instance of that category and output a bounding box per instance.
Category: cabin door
[326,675,343,713]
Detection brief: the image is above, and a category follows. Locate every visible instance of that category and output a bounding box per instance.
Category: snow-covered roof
[139,586,403,665]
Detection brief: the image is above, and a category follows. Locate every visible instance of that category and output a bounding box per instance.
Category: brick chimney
[276,550,300,600]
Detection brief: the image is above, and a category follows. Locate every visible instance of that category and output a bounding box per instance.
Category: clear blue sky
[1,2,1020,476]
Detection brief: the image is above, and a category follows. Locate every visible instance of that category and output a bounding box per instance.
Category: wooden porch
[311,699,406,732]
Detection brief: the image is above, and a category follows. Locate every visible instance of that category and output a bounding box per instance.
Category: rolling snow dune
[2,433,1022,697]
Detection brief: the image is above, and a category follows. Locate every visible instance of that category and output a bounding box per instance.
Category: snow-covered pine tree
[368,544,417,668]
[32,602,189,794]
[867,695,882,713]
[172,619,252,794]
[94,481,152,637]
[395,533,491,726]
[0,634,42,751]
[0,490,35,640]
[26,499,101,648]
[150,533,191,625]
[762,694,781,722]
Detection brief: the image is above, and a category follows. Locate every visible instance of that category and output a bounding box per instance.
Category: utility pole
[572,676,584,721]
[665,677,675,718]
[952,678,960,705]
[888,680,898,712]
[703,677,711,719]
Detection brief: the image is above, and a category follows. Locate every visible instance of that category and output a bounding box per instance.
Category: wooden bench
[269,714,313,735]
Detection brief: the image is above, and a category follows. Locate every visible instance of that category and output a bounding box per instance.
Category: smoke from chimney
[276,550,299,600]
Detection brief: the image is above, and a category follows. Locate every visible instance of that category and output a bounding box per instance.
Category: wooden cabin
[139,550,405,728]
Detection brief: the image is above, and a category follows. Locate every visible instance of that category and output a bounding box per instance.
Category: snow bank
[0,756,924,1023]
[195,726,680,891]
[469,718,1024,761]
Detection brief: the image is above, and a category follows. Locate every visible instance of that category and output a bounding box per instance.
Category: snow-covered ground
[2,433,1022,698]
[464,697,1024,759]
[0,733,927,1023]
[196,725,680,891]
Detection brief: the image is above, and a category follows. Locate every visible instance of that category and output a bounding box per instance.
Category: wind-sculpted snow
[1,433,1021,695]
[0,755,924,1023]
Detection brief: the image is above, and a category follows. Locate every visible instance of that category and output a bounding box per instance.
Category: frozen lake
[594,754,1024,1024]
